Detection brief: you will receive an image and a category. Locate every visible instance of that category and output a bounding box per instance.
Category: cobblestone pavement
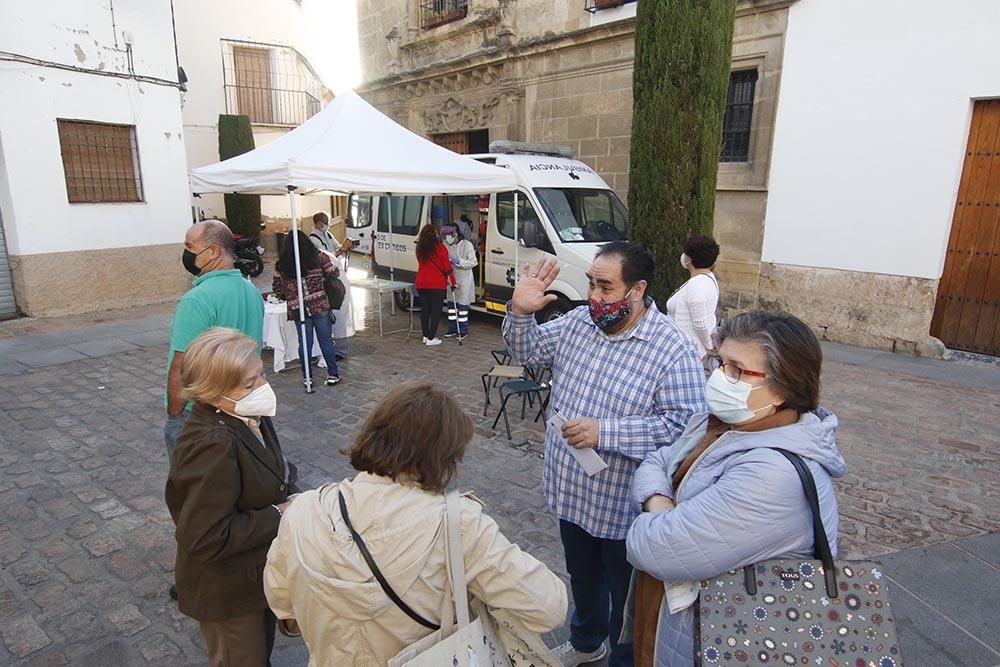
[0,294,998,665]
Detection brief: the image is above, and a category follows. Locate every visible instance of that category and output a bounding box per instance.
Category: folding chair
[481,364,525,415]
[491,375,551,441]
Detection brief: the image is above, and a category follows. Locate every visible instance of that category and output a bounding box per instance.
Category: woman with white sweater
[665,235,720,360]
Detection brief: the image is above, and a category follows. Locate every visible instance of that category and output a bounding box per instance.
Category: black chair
[490,369,551,440]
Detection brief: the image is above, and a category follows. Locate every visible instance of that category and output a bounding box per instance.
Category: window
[584,0,637,12]
[720,69,759,163]
[377,196,423,236]
[421,0,468,29]
[57,120,143,203]
[347,194,373,229]
[534,188,628,243]
[222,40,325,126]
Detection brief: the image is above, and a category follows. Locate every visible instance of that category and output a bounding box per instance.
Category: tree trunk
[627,1,736,300]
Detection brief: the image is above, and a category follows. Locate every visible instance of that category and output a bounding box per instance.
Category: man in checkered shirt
[503,242,706,667]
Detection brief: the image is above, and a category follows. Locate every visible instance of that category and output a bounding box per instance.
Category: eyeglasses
[705,354,767,384]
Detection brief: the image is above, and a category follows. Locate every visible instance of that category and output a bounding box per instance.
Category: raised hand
[510,258,561,315]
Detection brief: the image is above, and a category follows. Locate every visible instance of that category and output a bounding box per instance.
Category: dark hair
[594,241,656,288]
[312,211,329,227]
[343,381,474,493]
[200,220,235,259]
[683,235,720,269]
[415,224,441,263]
[275,230,320,276]
[718,310,822,414]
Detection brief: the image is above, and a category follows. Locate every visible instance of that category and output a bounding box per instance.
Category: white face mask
[226,383,277,417]
[680,253,691,270]
[444,234,456,245]
[704,368,772,424]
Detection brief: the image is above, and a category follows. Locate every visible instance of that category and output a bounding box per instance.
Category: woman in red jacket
[414,224,457,346]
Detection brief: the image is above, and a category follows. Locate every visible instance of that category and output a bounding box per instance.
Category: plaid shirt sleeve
[501,305,565,369]
[597,349,707,460]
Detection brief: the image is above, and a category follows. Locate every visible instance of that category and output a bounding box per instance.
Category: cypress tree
[217,114,261,238]
[627,1,736,299]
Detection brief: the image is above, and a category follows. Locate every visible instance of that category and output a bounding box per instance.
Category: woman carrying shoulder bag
[272,231,342,388]
[625,311,847,667]
[264,381,567,666]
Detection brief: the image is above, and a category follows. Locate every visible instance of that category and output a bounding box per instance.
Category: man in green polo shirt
[164,220,264,457]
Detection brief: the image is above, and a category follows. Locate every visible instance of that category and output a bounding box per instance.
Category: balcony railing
[421,0,468,29]
[585,0,636,13]
[221,39,325,126]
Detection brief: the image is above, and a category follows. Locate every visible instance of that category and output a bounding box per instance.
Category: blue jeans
[294,311,340,379]
[560,520,634,666]
[163,409,191,462]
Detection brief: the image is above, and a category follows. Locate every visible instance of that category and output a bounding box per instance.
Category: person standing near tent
[310,212,355,358]
[415,224,457,346]
[271,231,342,388]
[442,223,477,338]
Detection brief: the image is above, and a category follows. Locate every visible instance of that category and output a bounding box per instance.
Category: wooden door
[431,132,469,154]
[233,46,273,124]
[930,99,1000,356]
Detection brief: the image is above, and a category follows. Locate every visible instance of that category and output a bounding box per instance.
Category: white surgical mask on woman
[704,369,772,424]
[445,234,457,245]
[225,383,277,417]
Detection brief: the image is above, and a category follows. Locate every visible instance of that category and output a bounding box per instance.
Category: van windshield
[534,188,629,243]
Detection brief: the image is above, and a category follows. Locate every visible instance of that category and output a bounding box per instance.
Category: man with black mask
[165,220,263,457]
[502,241,706,667]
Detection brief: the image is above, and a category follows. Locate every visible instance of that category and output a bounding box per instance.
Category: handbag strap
[338,491,440,630]
[772,448,838,598]
[444,491,470,627]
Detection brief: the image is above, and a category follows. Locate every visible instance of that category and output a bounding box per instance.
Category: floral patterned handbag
[694,449,902,667]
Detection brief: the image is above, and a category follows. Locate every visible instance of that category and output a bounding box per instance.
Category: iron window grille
[57,120,143,203]
[421,0,468,29]
[720,69,759,163]
[584,0,636,13]
[222,39,324,126]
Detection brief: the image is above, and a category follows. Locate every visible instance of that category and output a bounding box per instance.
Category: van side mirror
[519,219,542,248]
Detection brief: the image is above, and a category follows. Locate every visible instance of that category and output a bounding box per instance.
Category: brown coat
[165,403,295,622]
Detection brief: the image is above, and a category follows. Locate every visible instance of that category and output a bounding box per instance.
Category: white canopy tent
[189,90,519,391]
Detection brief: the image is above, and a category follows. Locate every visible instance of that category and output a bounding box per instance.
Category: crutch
[448,284,465,346]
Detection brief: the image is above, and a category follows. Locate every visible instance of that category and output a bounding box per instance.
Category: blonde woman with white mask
[166,327,299,667]
[665,235,720,360]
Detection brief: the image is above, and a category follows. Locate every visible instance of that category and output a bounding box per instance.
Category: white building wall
[762,0,1000,280]
[0,0,192,315]
[173,0,332,223]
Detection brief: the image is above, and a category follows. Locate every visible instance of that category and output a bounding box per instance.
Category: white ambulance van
[344,142,629,321]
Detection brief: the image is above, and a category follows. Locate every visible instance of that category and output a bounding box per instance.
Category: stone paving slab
[0,301,998,665]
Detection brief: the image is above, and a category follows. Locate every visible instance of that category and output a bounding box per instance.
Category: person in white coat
[441,223,477,338]
[310,212,356,356]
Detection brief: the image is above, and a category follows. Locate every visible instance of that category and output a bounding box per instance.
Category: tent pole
[387,193,395,283]
[288,187,313,393]
[513,191,519,287]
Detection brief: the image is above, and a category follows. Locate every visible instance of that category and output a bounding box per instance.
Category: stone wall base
[721,262,945,358]
[11,244,192,317]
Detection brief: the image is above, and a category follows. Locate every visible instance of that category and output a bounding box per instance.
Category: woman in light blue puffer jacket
[626,310,847,667]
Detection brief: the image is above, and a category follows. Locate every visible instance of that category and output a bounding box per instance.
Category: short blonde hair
[181,327,259,404]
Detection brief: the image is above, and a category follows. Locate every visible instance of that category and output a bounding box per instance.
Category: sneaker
[425,338,443,346]
[422,336,428,344]
[443,332,458,338]
[550,640,607,666]
[325,375,341,386]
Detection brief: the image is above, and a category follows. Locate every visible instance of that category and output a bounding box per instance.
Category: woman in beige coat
[264,381,567,666]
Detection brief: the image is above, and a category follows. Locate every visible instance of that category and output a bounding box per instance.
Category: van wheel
[393,289,417,311]
[536,297,572,324]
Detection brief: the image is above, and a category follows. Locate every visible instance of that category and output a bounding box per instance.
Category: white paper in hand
[546,410,609,476]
